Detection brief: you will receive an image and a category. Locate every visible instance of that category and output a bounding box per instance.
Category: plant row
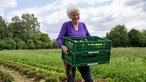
[0,56,81,77]
[0,67,14,82]
[0,60,62,82]
[91,57,146,82]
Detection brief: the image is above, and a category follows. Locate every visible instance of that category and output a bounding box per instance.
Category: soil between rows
[0,66,35,82]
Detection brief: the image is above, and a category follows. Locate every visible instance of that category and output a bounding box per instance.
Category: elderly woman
[56,6,93,82]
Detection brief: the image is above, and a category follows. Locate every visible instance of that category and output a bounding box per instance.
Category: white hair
[66,6,80,18]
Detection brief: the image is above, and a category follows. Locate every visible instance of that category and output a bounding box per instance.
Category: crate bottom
[62,50,110,67]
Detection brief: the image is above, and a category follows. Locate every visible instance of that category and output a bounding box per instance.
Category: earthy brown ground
[0,66,35,82]
[0,66,107,82]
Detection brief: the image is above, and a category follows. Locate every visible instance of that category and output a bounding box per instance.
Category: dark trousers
[66,63,93,82]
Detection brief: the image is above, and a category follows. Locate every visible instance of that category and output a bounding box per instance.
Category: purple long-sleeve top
[56,21,90,48]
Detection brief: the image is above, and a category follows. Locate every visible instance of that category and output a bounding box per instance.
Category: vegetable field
[0,48,146,82]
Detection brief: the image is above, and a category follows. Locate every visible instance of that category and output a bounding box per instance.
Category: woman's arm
[56,22,69,54]
[56,23,67,48]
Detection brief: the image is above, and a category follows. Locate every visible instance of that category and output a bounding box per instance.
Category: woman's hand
[61,45,69,55]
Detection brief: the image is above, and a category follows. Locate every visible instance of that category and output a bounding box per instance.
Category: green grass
[91,47,146,82]
[0,48,146,82]
[0,49,64,68]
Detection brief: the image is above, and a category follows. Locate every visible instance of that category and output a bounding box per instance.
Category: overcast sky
[0,0,146,39]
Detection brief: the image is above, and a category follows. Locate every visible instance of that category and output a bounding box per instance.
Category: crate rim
[63,36,111,42]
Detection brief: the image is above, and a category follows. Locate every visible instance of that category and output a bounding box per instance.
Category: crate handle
[88,51,99,54]
[87,63,98,65]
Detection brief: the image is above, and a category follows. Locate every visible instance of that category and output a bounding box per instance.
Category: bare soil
[0,66,35,82]
[0,66,107,82]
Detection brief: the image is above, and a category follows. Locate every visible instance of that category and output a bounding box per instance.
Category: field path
[0,66,35,82]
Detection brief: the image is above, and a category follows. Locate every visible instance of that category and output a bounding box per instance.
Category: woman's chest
[67,26,86,36]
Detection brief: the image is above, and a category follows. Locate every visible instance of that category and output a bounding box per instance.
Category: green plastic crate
[62,36,111,53]
[62,50,110,67]
[62,36,112,67]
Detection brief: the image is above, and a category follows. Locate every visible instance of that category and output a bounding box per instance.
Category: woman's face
[70,10,80,23]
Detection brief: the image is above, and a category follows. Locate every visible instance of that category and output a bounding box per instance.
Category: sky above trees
[0,0,146,39]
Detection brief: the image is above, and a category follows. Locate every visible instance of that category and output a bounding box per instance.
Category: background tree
[142,30,146,46]
[128,28,145,47]
[51,39,58,49]
[0,16,7,39]
[106,24,130,47]
[21,13,40,42]
[0,13,54,50]
[39,33,51,49]
[8,16,22,38]
[14,37,25,49]
[2,38,16,50]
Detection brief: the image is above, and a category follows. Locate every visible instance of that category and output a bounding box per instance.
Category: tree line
[0,13,146,50]
[0,13,57,50]
[106,25,146,47]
